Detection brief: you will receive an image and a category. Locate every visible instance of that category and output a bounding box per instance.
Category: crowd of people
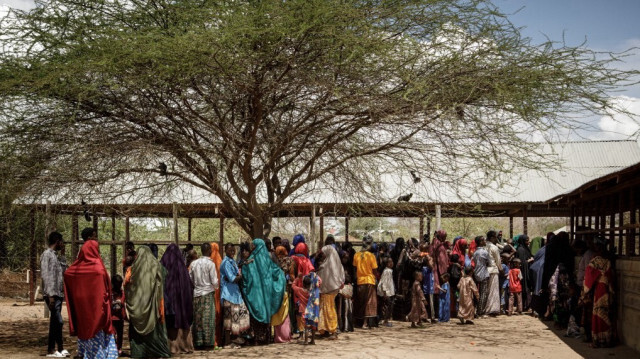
[39,226,617,358]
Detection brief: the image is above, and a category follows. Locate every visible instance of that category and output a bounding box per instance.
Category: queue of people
[39,226,617,358]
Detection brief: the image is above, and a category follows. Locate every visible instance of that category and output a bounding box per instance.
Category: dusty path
[1,299,636,359]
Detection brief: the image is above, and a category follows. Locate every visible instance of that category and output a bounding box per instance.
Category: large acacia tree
[0,0,635,238]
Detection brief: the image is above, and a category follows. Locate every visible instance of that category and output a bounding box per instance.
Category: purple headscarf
[160,243,193,329]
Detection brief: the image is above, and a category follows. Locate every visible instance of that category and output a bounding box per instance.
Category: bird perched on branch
[158,162,168,176]
[410,170,421,183]
[81,200,91,222]
[397,193,413,202]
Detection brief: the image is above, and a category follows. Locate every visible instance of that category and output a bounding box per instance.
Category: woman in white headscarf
[317,235,345,339]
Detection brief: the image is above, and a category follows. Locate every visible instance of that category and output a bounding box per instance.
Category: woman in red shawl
[292,242,315,279]
[582,237,615,348]
[451,238,468,266]
[64,240,118,359]
[429,230,450,279]
[209,242,223,347]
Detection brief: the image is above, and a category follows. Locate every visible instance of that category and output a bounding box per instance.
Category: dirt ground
[1,298,637,359]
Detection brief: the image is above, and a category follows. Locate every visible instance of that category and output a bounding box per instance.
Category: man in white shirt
[485,230,502,316]
[189,243,219,348]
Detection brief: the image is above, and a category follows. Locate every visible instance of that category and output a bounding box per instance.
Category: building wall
[617,258,640,352]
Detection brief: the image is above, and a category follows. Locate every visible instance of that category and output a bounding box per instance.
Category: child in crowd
[565,282,581,338]
[500,252,511,314]
[419,244,437,323]
[438,273,451,323]
[458,266,479,324]
[339,273,354,332]
[377,258,395,327]
[508,258,523,315]
[448,254,462,319]
[408,271,428,328]
[111,274,126,355]
[303,273,321,345]
[292,274,312,340]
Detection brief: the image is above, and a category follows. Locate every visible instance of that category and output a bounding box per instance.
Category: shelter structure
[16,140,640,319]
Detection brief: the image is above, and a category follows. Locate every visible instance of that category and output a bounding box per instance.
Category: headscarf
[317,244,345,293]
[513,234,522,249]
[530,237,543,255]
[241,239,286,323]
[530,246,546,294]
[451,238,467,266]
[275,246,288,258]
[429,230,450,277]
[281,239,291,254]
[125,246,165,335]
[210,242,223,281]
[304,272,321,329]
[63,240,114,340]
[290,234,306,256]
[160,243,193,330]
[292,242,315,277]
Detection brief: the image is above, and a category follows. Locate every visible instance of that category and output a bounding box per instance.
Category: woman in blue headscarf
[241,239,286,345]
[290,234,306,256]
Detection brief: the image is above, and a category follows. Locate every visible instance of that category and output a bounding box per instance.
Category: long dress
[407,280,428,323]
[125,246,171,358]
[457,276,479,322]
[438,282,451,322]
[241,239,286,345]
[63,240,118,359]
[317,245,345,335]
[160,243,194,354]
[209,243,224,347]
[516,243,533,309]
[583,256,615,348]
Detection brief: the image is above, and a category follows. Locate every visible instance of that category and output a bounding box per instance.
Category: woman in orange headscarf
[210,242,223,347]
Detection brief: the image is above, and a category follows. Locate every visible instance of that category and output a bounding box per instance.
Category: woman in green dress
[125,246,171,358]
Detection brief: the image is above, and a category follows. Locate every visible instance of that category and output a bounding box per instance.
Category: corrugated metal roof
[31,140,640,206]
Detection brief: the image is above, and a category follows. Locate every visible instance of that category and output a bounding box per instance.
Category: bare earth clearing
[1,299,637,359]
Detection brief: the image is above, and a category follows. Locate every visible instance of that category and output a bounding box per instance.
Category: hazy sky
[2,0,639,140]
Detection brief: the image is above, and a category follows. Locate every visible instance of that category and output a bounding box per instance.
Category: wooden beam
[569,207,575,244]
[629,188,636,256]
[419,215,424,241]
[426,217,431,239]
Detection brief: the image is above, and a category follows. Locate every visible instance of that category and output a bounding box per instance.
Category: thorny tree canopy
[0,0,636,237]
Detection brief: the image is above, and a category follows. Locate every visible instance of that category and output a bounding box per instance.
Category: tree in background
[0,0,636,238]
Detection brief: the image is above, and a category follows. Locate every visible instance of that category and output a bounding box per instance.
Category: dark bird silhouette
[158,162,168,176]
[81,200,91,222]
[397,193,413,202]
[410,170,421,183]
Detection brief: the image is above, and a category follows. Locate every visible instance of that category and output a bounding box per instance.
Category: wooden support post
[619,192,625,255]
[509,216,514,239]
[629,189,636,256]
[319,207,324,249]
[419,216,424,241]
[344,216,350,243]
[111,215,117,277]
[125,217,130,242]
[187,217,192,242]
[310,205,316,252]
[29,210,36,306]
[71,214,79,259]
[45,200,52,240]
[172,202,179,244]
[93,214,98,239]
[219,215,224,247]
[426,217,431,239]
[569,206,575,244]
[435,205,442,230]
[523,206,528,236]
